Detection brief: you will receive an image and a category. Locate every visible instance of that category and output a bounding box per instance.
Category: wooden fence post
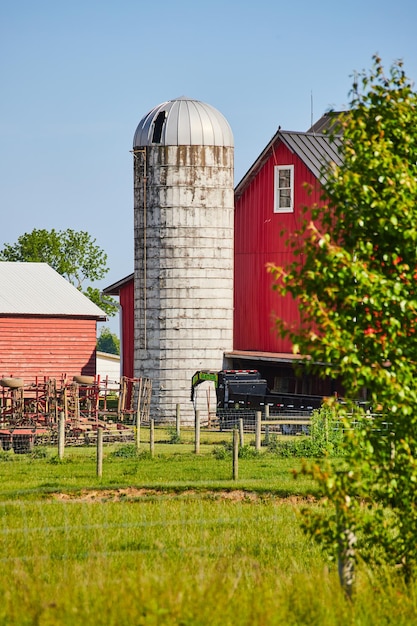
[96,427,103,478]
[176,404,181,438]
[233,429,239,480]
[135,420,141,451]
[264,404,270,445]
[58,411,65,460]
[239,418,244,448]
[135,379,142,450]
[150,419,155,458]
[255,411,262,451]
[194,410,200,454]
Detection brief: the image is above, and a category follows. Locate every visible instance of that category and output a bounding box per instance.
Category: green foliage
[0,450,15,462]
[0,228,118,316]
[270,56,417,400]
[109,444,155,460]
[309,404,346,456]
[97,325,120,355]
[269,56,417,584]
[268,405,346,458]
[110,444,139,458]
[84,286,119,317]
[48,455,74,465]
[30,447,49,459]
[167,425,181,444]
[213,442,260,460]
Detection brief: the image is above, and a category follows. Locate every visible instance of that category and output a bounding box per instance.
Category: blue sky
[2,0,417,334]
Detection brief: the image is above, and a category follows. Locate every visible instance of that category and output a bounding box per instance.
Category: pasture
[0,428,416,625]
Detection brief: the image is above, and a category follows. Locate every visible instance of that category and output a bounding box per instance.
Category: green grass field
[0,428,416,625]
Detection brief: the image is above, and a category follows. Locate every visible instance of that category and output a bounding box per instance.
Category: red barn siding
[0,316,97,384]
[234,141,323,352]
[119,280,134,379]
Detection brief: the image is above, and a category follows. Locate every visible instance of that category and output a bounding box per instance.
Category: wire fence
[0,415,308,456]
[0,432,301,569]
[217,408,313,433]
[0,392,392,456]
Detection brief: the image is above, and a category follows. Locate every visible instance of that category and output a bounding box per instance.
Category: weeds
[167,425,181,444]
[110,444,139,458]
[30,446,49,459]
[213,442,260,460]
[0,450,15,462]
[268,405,345,458]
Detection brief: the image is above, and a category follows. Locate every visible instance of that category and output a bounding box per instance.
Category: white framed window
[274,165,294,213]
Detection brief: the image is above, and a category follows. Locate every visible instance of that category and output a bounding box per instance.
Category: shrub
[110,444,139,458]
[30,447,49,459]
[0,450,15,462]
[167,425,181,444]
[267,405,345,458]
[212,442,260,460]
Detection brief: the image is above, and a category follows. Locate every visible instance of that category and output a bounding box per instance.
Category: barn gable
[234,126,342,354]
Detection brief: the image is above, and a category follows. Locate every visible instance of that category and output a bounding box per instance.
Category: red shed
[0,262,107,384]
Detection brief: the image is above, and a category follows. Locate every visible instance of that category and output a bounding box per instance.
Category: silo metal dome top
[133,96,233,148]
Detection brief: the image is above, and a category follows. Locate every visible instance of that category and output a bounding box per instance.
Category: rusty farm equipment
[0,375,152,452]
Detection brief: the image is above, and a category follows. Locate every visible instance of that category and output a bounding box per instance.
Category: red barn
[0,262,106,384]
[228,115,343,393]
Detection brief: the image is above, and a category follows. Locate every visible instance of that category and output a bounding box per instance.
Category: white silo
[132,96,234,422]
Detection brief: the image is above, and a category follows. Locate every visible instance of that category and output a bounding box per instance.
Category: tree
[0,228,118,316]
[269,57,417,585]
[97,326,120,355]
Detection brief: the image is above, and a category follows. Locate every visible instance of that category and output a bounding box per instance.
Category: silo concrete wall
[134,145,234,422]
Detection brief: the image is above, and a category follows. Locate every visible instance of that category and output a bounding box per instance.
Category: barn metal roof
[102,273,133,295]
[0,262,107,319]
[133,96,234,148]
[280,130,343,182]
[235,122,343,198]
[307,110,347,134]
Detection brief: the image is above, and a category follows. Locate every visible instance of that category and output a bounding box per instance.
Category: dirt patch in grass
[52,488,316,503]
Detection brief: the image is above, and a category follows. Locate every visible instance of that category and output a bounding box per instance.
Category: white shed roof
[0,262,107,319]
[133,96,234,148]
